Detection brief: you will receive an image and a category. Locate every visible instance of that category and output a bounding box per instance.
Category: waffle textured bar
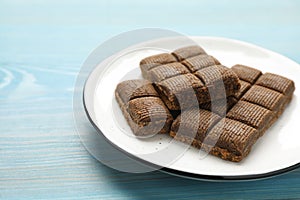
[115,80,173,136]
[170,64,295,162]
[140,46,241,110]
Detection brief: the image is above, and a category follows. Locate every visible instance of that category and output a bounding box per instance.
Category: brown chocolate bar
[170,65,295,162]
[140,46,241,110]
[115,45,295,162]
[115,80,173,136]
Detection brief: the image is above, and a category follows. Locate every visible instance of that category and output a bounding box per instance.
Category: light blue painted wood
[0,0,300,199]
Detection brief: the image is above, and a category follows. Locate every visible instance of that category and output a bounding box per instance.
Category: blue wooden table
[1,0,300,199]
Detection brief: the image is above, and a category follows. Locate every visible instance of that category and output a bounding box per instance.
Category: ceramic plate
[83,36,300,180]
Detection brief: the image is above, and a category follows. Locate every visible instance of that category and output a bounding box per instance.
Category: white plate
[83,36,300,180]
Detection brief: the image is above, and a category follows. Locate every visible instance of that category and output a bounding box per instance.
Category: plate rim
[82,36,300,181]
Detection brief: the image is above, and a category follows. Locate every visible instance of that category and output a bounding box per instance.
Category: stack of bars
[115,45,295,162]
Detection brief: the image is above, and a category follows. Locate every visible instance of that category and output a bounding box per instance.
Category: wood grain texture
[1,0,300,199]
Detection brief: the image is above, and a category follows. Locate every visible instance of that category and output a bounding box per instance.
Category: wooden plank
[1,0,300,199]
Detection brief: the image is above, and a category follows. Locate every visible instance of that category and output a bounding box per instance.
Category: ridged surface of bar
[182,55,220,72]
[171,109,221,141]
[231,64,262,84]
[115,79,159,103]
[147,63,189,82]
[172,45,207,61]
